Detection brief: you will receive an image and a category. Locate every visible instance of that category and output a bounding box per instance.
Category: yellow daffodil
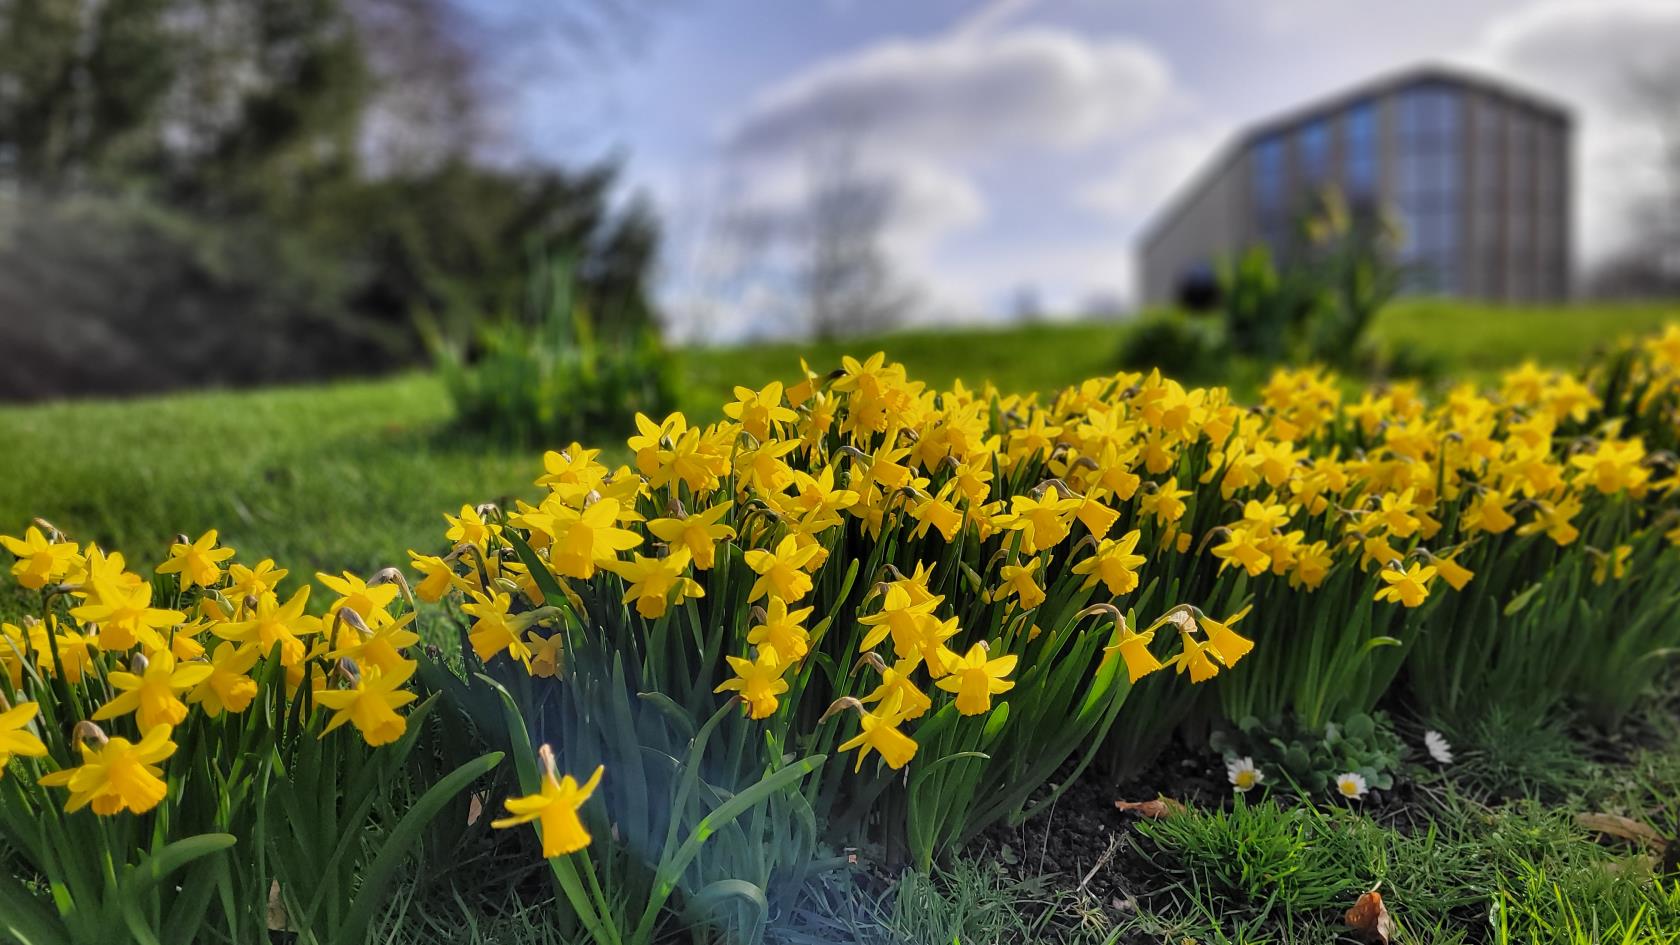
[836,692,918,772]
[0,701,48,773]
[462,591,537,668]
[225,558,288,603]
[1198,604,1254,668]
[190,642,261,717]
[1435,553,1475,591]
[1375,563,1436,608]
[857,585,941,653]
[1071,489,1121,540]
[1138,477,1190,525]
[407,551,461,602]
[216,586,320,666]
[747,597,813,664]
[714,647,789,719]
[155,530,236,590]
[0,526,81,590]
[1371,488,1422,538]
[997,493,1079,554]
[445,504,498,548]
[1212,527,1272,578]
[69,577,183,652]
[603,548,704,619]
[317,571,401,624]
[858,657,933,720]
[316,660,418,746]
[743,535,821,603]
[1569,438,1649,495]
[1592,544,1633,585]
[549,498,643,580]
[328,610,420,672]
[492,751,603,858]
[936,642,1017,715]
[910,482,966,543]
[527,630,564,678]
[1098,617,1162,683]
[647,503,735,570]
[40,724,176,815]
[94,651,214,731]
[1517,495,1582,547]
[723,381,799,441]
[994,557,1047,610]
[1170,628,1221,684]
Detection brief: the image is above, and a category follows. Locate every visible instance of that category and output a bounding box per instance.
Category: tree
[797,143,912,341]
[1599,60,1680,296]
[0,0,666,399]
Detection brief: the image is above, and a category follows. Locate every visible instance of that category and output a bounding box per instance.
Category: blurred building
[1139,65,1572,306]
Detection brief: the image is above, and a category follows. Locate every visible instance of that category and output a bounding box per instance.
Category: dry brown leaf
[1113,796,1186,819]
[1344,883,1392,945]
[1575,812,1668,852]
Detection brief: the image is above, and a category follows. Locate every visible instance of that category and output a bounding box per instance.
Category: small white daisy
[1335,772,1369,800]
[1227,756,1264,793]
[1424,730,1454,765]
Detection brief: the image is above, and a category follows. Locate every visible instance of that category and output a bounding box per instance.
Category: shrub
[1184,189,1403,375]
[431,253,678,446]
[1114,310,1228,380]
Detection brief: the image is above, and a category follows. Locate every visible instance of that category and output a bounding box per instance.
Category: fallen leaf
[1575,813,1668,852]
[1344,883,1392,945]
[1113,796,1186,819]
[268,879,289,932]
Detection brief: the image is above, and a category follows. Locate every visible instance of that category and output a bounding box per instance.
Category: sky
[492,0,1680,341]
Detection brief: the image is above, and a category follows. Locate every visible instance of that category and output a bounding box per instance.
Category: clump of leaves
[1435,706,1592,801]
[1211,712,1403,797]
[1136,796,1365,916]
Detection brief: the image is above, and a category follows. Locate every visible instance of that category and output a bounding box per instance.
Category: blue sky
[492,0,1680,340]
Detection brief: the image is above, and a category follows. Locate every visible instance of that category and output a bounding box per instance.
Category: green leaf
[682,879,768,943]
[634,755,826,942]
[125,833,238,897]
[0,870,67,945]
[1343,713,1374,741]
[505,529,571,616]
[328,751,504,945]
[1503,581,1543,616]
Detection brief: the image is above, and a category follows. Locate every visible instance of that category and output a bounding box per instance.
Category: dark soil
[972,749,1230,923]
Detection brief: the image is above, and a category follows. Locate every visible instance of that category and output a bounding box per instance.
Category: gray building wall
[1138,67,1571,307]
[1140,151,1250,306]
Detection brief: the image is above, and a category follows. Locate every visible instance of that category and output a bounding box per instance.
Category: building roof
[1137,62,1573,253]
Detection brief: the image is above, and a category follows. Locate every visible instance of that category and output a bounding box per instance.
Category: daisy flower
[1227,756,1264,793]
[1424,730,1454,765]
[1334,772,1369,800]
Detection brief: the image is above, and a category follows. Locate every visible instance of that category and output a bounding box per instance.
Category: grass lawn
[1,301,1673,618]
[1372,299,1680,374]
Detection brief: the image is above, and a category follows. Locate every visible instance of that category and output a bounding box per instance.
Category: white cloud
[950,0,1042,40]
[1478,0,1680,87]
[724,28,1172,159]
[1076,125,1229,224]
[659,21,1179,338]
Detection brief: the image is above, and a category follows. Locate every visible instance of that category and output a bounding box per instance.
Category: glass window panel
[1298,119,1332,185]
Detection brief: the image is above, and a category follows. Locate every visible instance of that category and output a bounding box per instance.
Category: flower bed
[4,326,1680,943]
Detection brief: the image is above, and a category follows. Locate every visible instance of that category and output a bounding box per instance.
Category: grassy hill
[1,300,1673,616]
